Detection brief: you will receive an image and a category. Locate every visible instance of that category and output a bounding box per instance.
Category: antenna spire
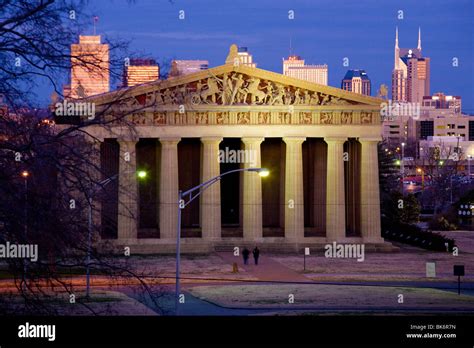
[417,27,422,51]
[93,16,99,35]
[395,26,399,48]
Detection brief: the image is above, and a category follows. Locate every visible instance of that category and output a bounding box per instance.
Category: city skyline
[31,0,473,112]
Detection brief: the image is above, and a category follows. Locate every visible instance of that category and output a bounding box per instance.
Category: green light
[395,160,401,166]
[137,170,147,179]
[439,161,444,166]
[259,169,270,177]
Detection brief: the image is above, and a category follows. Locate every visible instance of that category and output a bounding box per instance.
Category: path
[216,252,309,282]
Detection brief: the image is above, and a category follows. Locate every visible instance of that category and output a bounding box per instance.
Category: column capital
[324,136,347,144]
[117,136,138,143]
[241,137,264,145]
[159,137,181,146]
[358,137,382,143]
[201,137,223,144]
[283,136,306,144]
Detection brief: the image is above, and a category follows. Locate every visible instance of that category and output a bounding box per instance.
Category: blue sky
[40,0,474,111]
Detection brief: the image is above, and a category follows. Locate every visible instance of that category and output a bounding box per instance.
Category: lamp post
[468,155,472,178]
[85,169,147,298]
[175,167,269,315]
[401,142,405,195]
[417,167,424,191]
[21,170,29,283]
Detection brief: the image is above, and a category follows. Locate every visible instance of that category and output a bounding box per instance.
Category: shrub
[381,217,455,252]
[429,215,457,231]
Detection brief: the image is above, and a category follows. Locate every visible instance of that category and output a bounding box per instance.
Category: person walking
[253,246,260,265]
[242,247,250,265]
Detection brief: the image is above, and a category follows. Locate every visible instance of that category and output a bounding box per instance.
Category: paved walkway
[216,252,309,282]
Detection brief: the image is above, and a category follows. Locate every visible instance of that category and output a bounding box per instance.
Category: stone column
[325,137,347,242]
[242,137,264,241]
[201,137,222,241]
[90,139,102,231]
[117,139,138,240]
[360,138,384,243]
[283,137,306,241]
[159,138,180,240]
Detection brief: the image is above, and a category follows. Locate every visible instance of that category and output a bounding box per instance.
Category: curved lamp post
[85,169,147,298]
[175,167,269,315]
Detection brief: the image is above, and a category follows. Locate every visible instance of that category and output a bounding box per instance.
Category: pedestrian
[242,247,250,265]
[253,246,260,265]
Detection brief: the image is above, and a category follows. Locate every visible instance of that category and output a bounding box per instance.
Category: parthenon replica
[64,45,390,253]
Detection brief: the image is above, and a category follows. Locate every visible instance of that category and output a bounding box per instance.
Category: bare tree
[0,0,170,315]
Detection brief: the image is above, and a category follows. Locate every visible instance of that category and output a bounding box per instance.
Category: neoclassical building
[69,46,390,253]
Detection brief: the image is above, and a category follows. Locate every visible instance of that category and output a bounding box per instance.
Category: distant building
[391,27,430,104]
[382,96,469,160]
[341,69,371,96]
[70,35,109,98]
[123,59,159,87]
[283,55,328,85]
[237,47,256,67]
[169,60,209,77]
[423,93,461,114]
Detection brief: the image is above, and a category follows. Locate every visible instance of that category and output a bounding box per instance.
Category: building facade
[341,70,371,96]
[382,93,466,154]
[391,28,430,103]
[70,35,109,98]
[283,55,328,85]
[123,59,159,87]
[169,60,209,77]
[237,47,257,67]
[65,46,389,253]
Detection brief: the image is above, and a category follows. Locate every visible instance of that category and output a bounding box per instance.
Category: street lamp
[175,167,269,315]
[417,167,425,191]
[401,142,405,195]
[21,170,29,284]
[85,169,147,298]
[468,155,472,177]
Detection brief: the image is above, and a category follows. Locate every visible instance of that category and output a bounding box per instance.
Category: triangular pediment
[88,64,382,108]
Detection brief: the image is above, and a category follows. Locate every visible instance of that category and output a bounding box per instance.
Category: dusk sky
[40,0,473,111]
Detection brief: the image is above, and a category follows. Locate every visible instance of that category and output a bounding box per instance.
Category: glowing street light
[175,167,269,315]
[85,170,147,298]
[417,168,425,191]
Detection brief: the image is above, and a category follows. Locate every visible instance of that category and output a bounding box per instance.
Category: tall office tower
[391,27,430,103]
[341,69,371,96]
[169,60,209,77]
[123,59,159,87]
[70,35,109,98]
[237,47,257,67]
[283,55,328,85]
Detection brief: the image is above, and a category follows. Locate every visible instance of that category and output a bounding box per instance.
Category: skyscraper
[123,59,159,87]
[341,69,371,96]
[283,55,328,85]
[237,47,257,67]
[169,60,209,77]
[70,35,109,98]
[391,27,430,103]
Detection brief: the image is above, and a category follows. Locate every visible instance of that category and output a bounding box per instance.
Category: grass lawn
[189,283,474,310]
